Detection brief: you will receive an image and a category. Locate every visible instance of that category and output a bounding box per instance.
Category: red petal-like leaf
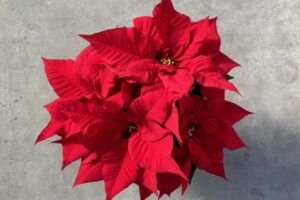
[181,160,191,195]
[73,157,104,187]
[175,18,209,61]
[139,185,153,200]
[164,102,182,144]
[95,67,117,99]
[133,16,163,51]
[129,89,169,125]
[152,0,191,47]
[189,139,211,169]
[103,91,124,112]
[221,126,246,150]
[213,51,240,74]
[180,56,238,92]
[61,143,88,170]
[159,68,194,95]
[102,142,140,200]
[54,134,89,170]
[80,28,156,72]
[209,99,252,126]
[128,133,186,179]
[192,130,226,179]
[109,152,140,199]
[42,58,89,99]
[81,119,126,152]
[120,59,160,84]
[35,119,62,144]
[157,173,181,198]
[139,170,158,196]
[205,151,226,179]
[138,122,169,142]
[201,86,225,100]
[66,111,98,132]
[199,18,221,57]
[121,81,141,109]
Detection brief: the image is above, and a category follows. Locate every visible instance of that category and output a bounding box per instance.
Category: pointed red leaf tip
[73,158,104,188]
[139,185,153,200]
[139,170,159,196]
[181,160,191,195]
[100,142,141,200]
[107,152,140,200]
[79,34,95,44]
[152,0,191,46]
[210,99,253,126]
[52,135,89,171]
[221,126,246,150]
[35,120,62,144]
[214,52,240,74]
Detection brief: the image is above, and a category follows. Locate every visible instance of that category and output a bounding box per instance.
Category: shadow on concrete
[186,115,300,200]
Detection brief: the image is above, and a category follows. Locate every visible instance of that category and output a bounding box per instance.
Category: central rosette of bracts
[36,0,252,199]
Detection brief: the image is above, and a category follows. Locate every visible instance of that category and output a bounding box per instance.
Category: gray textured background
[1,0,300,199]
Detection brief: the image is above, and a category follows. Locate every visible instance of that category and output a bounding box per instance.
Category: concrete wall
[1,0,300,199]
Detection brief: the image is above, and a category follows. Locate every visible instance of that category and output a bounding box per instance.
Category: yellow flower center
[128,124,137,133]
[160,57,174,65]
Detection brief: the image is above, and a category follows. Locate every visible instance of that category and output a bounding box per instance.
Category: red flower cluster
[36,0,251,199]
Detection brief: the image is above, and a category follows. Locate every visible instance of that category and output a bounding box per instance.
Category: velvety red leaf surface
[36,0,251,199]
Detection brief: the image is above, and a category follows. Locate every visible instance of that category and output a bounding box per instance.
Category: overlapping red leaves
[36,0,251,199]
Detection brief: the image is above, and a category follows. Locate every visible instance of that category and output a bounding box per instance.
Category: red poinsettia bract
[36,0,251,199]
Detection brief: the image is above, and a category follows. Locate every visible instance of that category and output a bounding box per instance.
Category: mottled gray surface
[1,0,300,199]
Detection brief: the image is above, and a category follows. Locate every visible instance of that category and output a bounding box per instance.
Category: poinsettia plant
[36,0,252,199]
